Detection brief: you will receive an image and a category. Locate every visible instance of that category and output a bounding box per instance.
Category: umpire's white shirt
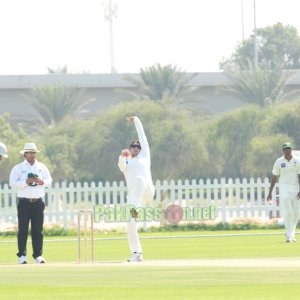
[272,156,300,188]
[9,159,52,198]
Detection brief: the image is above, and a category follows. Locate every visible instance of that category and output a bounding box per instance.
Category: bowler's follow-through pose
[118,116,155,262]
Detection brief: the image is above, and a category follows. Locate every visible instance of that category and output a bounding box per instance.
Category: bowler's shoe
[127,252,143,262]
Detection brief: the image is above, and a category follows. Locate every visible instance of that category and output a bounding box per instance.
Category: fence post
[61,181,68,231]
[221,178,226,224]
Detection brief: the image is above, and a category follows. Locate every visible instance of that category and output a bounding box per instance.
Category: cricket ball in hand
[122,149,130,157]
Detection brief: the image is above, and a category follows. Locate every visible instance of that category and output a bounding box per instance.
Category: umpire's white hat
[0,142,8,158]
[20,143,40,154]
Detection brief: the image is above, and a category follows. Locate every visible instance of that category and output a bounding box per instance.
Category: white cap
[20,143,40,154]
[0,142,8,158]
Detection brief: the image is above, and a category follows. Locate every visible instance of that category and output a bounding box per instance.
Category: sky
[0,0,299,75]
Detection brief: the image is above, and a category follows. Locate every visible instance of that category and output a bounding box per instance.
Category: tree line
[1,98,300,183]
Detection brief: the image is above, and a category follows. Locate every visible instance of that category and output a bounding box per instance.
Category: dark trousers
[17,198,45,258]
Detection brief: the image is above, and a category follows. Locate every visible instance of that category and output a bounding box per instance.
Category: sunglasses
[130,144,141,149]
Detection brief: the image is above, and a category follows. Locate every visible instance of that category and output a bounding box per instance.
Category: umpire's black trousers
[17,198,45,258]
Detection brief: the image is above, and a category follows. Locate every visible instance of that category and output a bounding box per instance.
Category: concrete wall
[0,71,299,118]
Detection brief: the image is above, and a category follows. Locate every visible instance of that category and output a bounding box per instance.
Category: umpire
[9,143,52,264]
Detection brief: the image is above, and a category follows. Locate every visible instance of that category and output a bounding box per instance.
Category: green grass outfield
[1,230,300,299]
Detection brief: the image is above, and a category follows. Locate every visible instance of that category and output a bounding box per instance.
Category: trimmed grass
[1,230,300,299]
[1,266,300,299]
[0,229,299,263]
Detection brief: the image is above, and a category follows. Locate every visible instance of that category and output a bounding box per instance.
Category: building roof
[0,70,300,89]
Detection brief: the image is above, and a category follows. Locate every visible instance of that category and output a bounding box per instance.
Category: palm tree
[47,65,68,74]
[123,63,201,102]
[223,60,297,107]
[22,85,94,127]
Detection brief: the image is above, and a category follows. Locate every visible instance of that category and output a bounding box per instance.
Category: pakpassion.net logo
[94,204,215,224]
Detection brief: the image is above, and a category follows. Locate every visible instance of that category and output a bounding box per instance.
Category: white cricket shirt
[118,117,153,194]
[272,155,300,186]
[9,159,52,198]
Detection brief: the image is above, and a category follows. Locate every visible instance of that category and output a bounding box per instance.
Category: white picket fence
[0,178,280,230]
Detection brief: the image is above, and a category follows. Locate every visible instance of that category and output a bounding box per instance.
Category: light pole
[241,0,245,41]
[103,0,117,73]
[253,0,258,67]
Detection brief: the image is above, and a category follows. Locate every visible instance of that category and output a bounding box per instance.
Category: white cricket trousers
[127,176,155,254]
[280,186,300,240]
